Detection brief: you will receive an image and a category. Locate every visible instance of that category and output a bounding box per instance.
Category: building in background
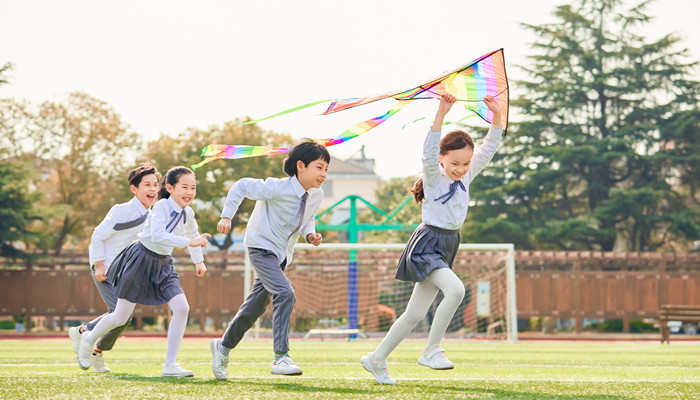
[321,146,380,228]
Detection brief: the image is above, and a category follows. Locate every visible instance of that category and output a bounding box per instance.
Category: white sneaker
[68,326,82,355]
[418,347,454,370]
[360,352,396,385]
[91,353,110,373]
[210,339,229,381]
[77,336,92,370]
[271,355,302,375]
[162,363,194,377]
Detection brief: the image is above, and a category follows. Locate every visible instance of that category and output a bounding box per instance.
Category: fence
[1,249,698,334]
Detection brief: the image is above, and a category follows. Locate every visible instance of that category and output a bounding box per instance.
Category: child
[210,140,329,380]
[77,166,210,377]
[69,164,161,373]
[361,94,503,384]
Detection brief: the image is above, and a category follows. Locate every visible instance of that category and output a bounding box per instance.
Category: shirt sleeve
[465,126,503,183]
[422,131,442,185]
[149,202,191,249]
[88,206,119,265]
[185,208,204,264]
[221,178,279,219]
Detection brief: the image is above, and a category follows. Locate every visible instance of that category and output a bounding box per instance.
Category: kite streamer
[193,49,508,169]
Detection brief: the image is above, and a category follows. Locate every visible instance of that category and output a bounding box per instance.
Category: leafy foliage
[142,120,293,251]
[475,0,700,251]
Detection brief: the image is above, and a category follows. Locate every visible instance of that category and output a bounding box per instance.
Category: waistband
[423,223,460,235]
[138,241,169,259]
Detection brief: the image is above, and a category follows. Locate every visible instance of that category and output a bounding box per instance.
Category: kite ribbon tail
[319,100,413,148]
[240,99,334,125]
[191,154,224,170]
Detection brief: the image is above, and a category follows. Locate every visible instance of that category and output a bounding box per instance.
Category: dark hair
[410,130,475,203]
[282,139,331,177]
[128,163,161,187]
[158,166,195,200]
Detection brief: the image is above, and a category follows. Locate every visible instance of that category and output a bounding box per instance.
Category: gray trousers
[221,248,296,353]
[85,268,131,351]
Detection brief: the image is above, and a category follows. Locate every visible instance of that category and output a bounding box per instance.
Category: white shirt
[221,175,322,265]
[421,125,503,230]
[139,197,204,264]
[89,197,149,270]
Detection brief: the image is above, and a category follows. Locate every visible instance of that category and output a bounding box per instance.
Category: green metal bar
[382,194,414,223]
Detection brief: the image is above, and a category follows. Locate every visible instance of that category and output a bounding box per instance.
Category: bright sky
[1,0,698,180]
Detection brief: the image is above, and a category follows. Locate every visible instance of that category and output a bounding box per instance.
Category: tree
[474,0,700,251]
[143,120,292,252]
[0,161,42,259]
[29,92,142,255]
[0,62,11,86]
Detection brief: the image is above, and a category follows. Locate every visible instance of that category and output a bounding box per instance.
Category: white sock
[373,279,439,362]
[165,294,190,366]
[83,299,135,349]
[425,268,465,349]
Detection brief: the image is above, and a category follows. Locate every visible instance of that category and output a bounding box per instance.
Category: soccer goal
[246,243,517,343]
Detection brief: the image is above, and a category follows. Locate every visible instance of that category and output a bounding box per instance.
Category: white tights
[373,268,465,362]
[83,294,190,366]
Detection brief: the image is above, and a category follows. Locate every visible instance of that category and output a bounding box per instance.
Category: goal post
[244,242,518,343]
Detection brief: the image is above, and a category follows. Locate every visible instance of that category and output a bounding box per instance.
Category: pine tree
[465,0,700,251]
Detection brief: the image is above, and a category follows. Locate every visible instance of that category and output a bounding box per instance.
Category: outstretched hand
[438,93,457,114]
[483,95,502,127]
[189,233,211,248]
[431,94,458,131]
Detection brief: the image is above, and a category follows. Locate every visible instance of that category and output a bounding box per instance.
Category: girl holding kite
[77,166,210,377]
[361,93,503,385]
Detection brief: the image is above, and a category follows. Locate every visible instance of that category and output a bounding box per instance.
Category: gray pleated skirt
[106,241,184,305]
[395,223,461,282]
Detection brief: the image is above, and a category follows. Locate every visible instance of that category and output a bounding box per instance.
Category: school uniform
[219,175,322,353]
[107,197,204,305]
[396,126,503,282]
[86,196,149,350]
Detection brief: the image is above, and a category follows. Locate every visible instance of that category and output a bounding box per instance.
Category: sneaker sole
[77,355,90,371]
[361,356,396,385]
[210,340,227,381]
[271,370,303,376]
[418,358,454,370]
[162,373,194,377]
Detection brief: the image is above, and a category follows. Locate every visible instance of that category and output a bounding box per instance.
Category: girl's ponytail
[158,175,170,199]
[410,178,425,204]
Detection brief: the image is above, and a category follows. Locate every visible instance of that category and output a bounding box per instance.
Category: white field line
[1,362,699,370]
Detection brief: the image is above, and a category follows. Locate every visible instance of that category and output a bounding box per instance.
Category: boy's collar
[290,175,307,198]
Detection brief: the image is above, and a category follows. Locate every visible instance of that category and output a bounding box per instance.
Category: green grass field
[0,338,698,399]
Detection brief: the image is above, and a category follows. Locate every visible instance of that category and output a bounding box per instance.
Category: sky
[1,0,699,180]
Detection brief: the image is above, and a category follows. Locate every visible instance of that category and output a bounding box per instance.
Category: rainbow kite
[193,49,508,170]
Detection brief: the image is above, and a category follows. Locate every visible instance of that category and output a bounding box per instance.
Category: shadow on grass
[108,374,375,395]
[108,375,635,398]
[443,386,634,400]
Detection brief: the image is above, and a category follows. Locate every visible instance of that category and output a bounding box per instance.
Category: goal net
[251,243,517,342]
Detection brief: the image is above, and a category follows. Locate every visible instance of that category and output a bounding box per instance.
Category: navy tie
[113,212,148,231]
[434,180,466,204]
[166,209,186,233]
[289,192,308,238]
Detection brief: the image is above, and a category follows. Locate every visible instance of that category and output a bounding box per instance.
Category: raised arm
[218,177,279,234]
